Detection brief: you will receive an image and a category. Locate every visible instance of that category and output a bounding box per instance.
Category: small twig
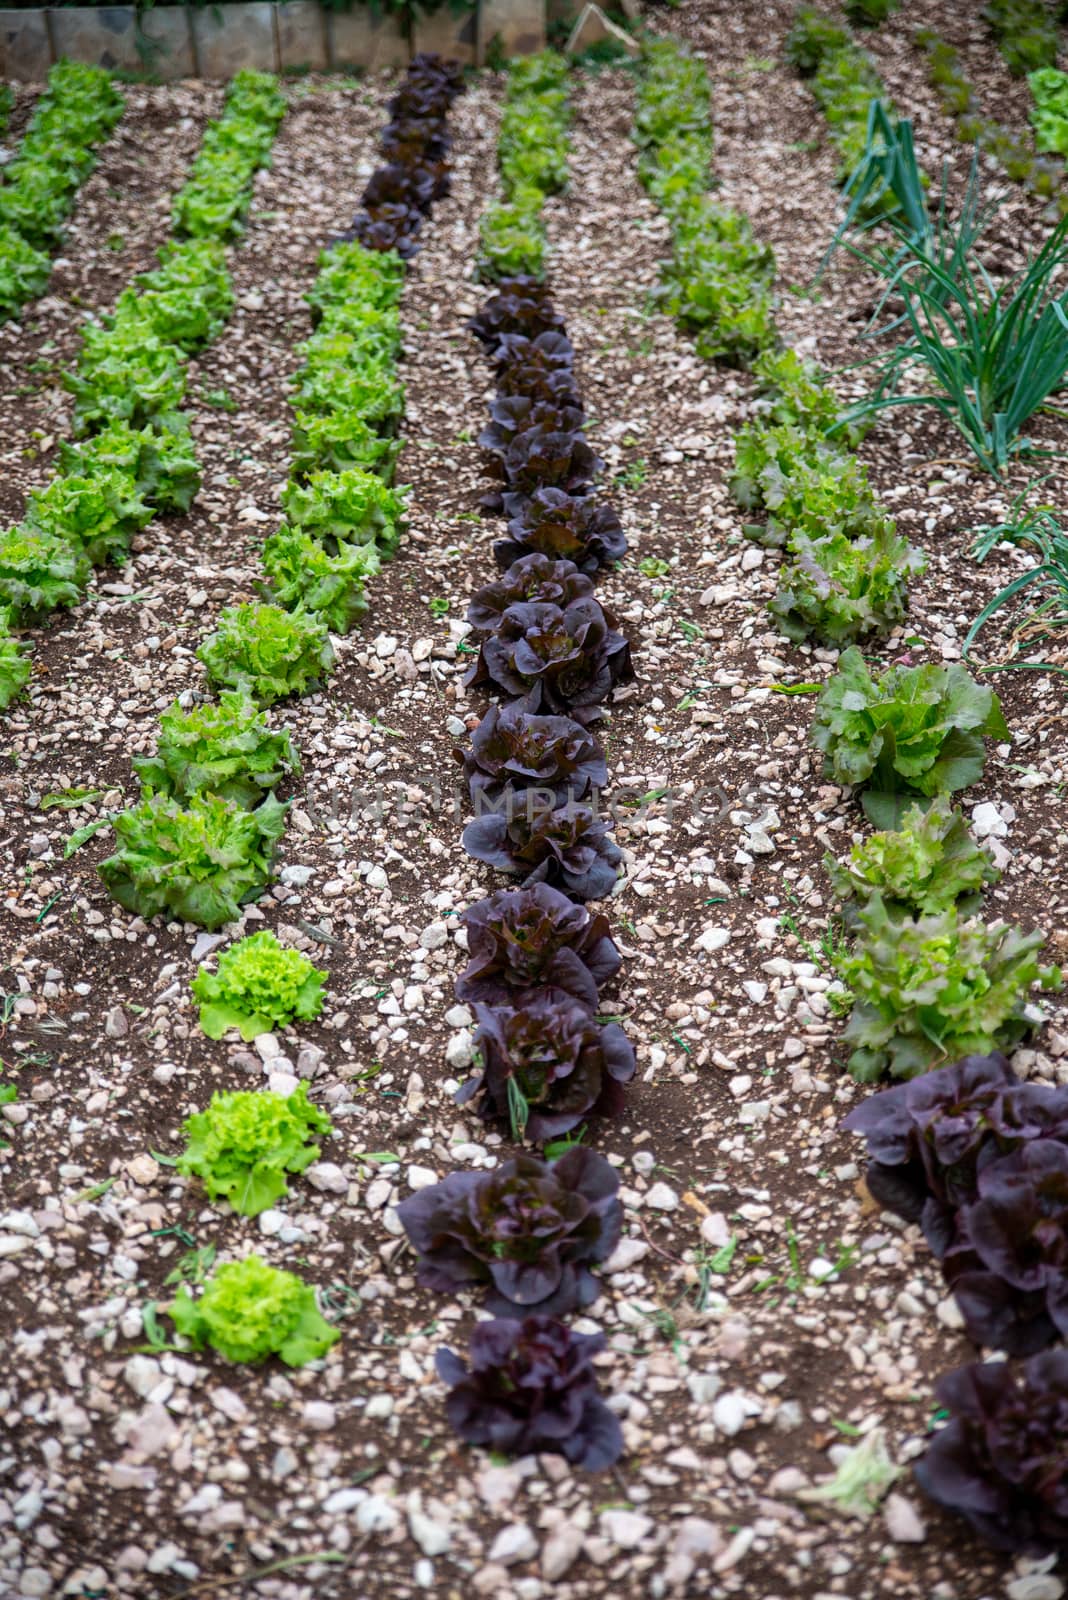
[636,1215,683,1263]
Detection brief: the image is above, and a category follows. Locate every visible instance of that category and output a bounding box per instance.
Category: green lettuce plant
[734,431,883,544]
[170,1255,339,1367]
[299,318,402,377]
[825,795,1000,920]
[133,690,300,808]
[290,410,402,481]
[0,226,52,319]
[66,334,187,434]
[833,896,1062,1081]
[984,0,1057,75]
[0,613,30,710]
[197,604,335,705]
[304,241,405,321]
[60,418,201,513]
[280,469,406,556]
[25,468,152,568]
[811,647,1010,826]
[1029,67,1068,155]
[176,1083,332,1215]
[99,790,287,928]
[479,192,548,281]
[293,358,404,426]
[260,527,380,634]
[192,929,326,1040]
[769,525,926,644]
[0,524,87,622]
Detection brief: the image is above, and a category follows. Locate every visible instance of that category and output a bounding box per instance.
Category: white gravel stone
[599,1509,652,1548]
[488,1522,538,1565]
[306,1161,349,1194]
[409,1508,452,1557]
[419,921,449,950]
[883,1493,927,1543]
[712,1391,758,1437]
[406,1164,438,1190]
[695,925,730,953]
[644,1182,679,1211]
[540,1521,584,1580]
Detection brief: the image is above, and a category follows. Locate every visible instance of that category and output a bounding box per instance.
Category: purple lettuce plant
[843,1054,1068,1257]
[458,991,635,1140]
[943,1140,1068,1355]
[500,424,603,500]
[914,1350,1068,1554]
[436,1315,623,1470]
[459,703,607,807]
[396,1146,621,1316]
[469,277,566,352]
[496,487,627,573]
[456,883,621,1008]
[479,398,586,458]
[464,598,632,724]
[467,554,597,631]
[462,793,620,900]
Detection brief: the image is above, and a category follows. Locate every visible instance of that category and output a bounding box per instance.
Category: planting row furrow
[97,55,468,1364]
[0,62,124,324]
[0,70,287,717]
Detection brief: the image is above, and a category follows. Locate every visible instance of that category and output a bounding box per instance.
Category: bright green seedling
[281,469,406,557]
[198,603,335,705]
[192,930,326,1041]
[98,790,287,929]
[0,524,88,623]
[825,795,1000,921]
[260,526,380,634]
[0,612,31,710]
[833,895,1062,1082]
[176,1083,332,1214]
[769,525,926,644]
[169,1255,339,1367]
[133,690,300,809]
[811,647,1010,827]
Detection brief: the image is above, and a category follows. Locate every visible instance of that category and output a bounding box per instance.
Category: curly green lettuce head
[192,929,326,1040]
[177,1083,332,1215]
[170,1254,339,1366]
[812,647,1010,826]
[133,689,300,809]
[769,526,926,646]
[825,795,1000,920]
[197,603,335,706]
[260,526,379,635]
[0,611,30,710]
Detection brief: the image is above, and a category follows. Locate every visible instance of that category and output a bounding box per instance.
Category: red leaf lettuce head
[497,487,627,573]
[457,989,635,1140]
[469,278,566,352]
[842,1053,1068,1258]
[467,554,598,632]
[914,1350,1068,1555]
[462,792,621,901]
[435,1314,623,1470]
[464,598,633,725]
[456,883,621,1008]
[396,1146,622,1316]
[458,702,608,807]
[943,1139,1068,1356]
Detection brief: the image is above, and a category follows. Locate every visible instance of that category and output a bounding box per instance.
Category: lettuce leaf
[170,1254,339,1366]
[192,929,326,1040]
[176,1082,332,1214]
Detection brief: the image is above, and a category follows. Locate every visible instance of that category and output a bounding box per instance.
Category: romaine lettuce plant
[192,929,326,1040]
[436,1315,622,1470]
[769,526,926,644]
[915,1351,1068,1554]
[198,603,335,705]
[463,794,621,901]
[260,526,380,635]
[841,1052,1068,1255]
[133,690,300,809]
[825,796,1000,920]
[943,1141,1068,1353]
[0,524,88,622]
[456,883,621,1009]
[833,896,1062,1081]
[170,1254,339,1367]
[458,991,635,1140]
[397,1146,620,1317]
[177,1082,332,1215]
[25,468,152,568]
[460,703,607,807]
[464,598,632,724]
[811,647,1010,827]
[99,791,287,929]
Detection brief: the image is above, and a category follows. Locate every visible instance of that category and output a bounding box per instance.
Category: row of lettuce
[640,30,1068,1559]
[129,56,470,1373]
[0,70,286,716]
[403,50,636,1470]
[0,61,124,322]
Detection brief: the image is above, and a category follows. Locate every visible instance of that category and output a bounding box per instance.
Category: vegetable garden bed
[3,5,1068,1599]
